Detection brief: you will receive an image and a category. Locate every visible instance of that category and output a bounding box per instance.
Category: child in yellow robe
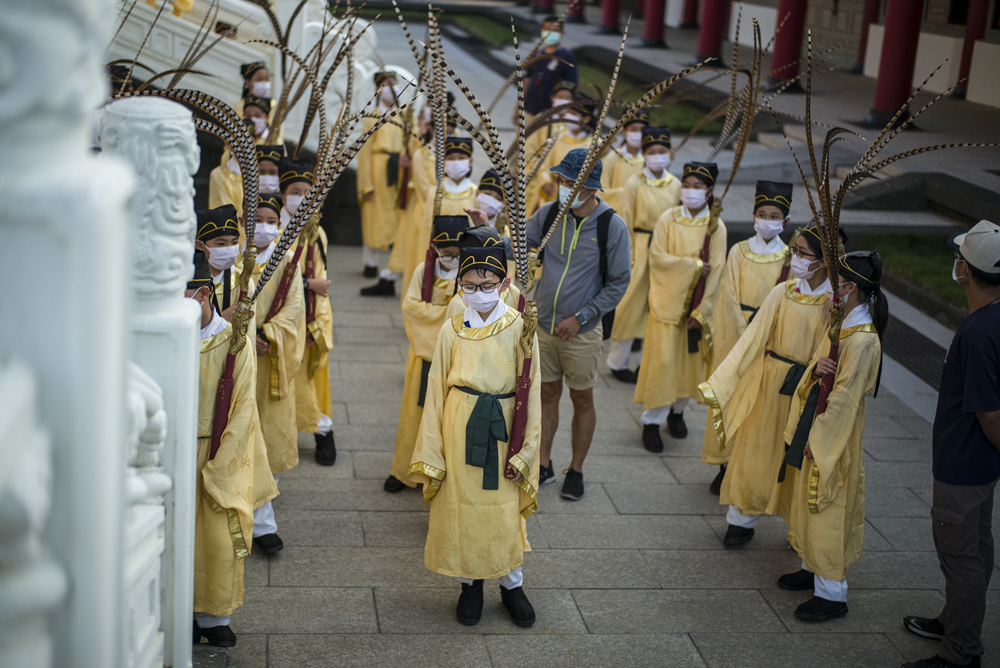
[208,97,276,218]
[528,94,596,214]
[606,126,681,383]
[384,216,470,492]
[409,245,541,628]
[523,81,573,215]
[189,250,277,647]
[233,61,283,145]
[599,108,649,213]
[700,226,831,548]
[356,71,407,279]
[701,181,794,493]
[444,226,522,320]
[775,251,886,622]
[248,193,306,555]
[634,162,726,453]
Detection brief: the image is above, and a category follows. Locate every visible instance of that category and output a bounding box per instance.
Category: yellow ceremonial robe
[700,239,790,461]
[634,206,726,410]
[401,182,477,288]
[195,325,272,615]
[527,132,592,215]
[294,227,334,432]
[523,122,564,215]
[389,262,457,486]
[253,250,306,474]
[610,171,682,341]
[409,308,541,579]
[702,281,828,512]
[208,161,244,220]
[356,115,406,251]
[387,141,435,275]
[780,322,880,580]
[600,147,645,213]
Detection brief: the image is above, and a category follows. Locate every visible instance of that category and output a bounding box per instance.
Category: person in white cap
[903,220,1000,668]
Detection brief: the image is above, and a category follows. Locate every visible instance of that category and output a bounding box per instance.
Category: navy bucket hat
[549,148,603,191]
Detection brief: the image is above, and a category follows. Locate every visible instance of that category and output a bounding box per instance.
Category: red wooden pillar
[768,0,808,88]
[640,0,666,47]
[566,0,586,23]
[681,0,699,28]
[864,0,922,127]
[597,0,620,34]
[854,0,881,72]
[696,0,726,65]
[954,0,989,98]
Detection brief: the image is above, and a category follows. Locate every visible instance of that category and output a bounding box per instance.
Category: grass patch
[352,10,515,46]
[859,231,965,308]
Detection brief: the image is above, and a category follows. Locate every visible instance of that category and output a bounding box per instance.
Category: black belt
[455,385,515,490]
[779,383,821,482]
[417,359,432,407]
[633,227,653,247]
[385,152,400,187]
[765,350,808,396]
[740,303,759,324]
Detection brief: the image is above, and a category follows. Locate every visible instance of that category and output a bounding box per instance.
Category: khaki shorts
[537,324,604,390]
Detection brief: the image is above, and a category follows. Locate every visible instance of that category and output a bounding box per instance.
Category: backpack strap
[596,208,615,286]
[537,203,562,263]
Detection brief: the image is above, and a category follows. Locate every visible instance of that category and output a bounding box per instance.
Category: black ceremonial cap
[754,181,793,217]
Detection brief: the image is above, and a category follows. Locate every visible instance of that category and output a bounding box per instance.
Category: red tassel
[505,357,533,479]
[397,157,411,209]
[816,341,840,415]
[209,353,237,460]
[421,243,437,302]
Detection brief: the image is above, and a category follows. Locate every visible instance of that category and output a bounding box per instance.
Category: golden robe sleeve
[648,209,702,325]
[408,320,455,503]
[402,263,452,361]
[261,258,306,402]
[712,243,746,366]
[355,117,376,198]
[509,330,542,519]
[689,219,728,362]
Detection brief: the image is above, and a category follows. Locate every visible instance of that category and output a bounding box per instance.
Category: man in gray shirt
[526,149,631,500]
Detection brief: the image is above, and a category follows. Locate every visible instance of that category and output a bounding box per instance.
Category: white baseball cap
[949,220,1000,275]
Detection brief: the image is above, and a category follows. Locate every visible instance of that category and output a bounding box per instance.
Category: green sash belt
[417,359,432,408]
[386,152,400,187]
[766,350,808,396]
[455,385,515,490]
[740,303,759,324]
[779,383,820,482]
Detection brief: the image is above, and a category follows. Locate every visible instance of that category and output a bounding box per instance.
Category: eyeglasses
[460,282,499,294]
[791,247,818,259]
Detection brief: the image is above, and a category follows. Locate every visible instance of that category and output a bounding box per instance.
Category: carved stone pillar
[100,96,201,668]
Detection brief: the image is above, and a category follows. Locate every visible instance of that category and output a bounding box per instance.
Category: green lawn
[859,232,965,308]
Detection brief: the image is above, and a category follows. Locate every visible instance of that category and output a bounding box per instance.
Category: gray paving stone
[231,587,377,633]
[865,484,932,518]
[334,326,407,345]
[332,309,395,328]
[664,457,720,485]
[271,480,425,513]
[266,633,491,667]
[281,449,354,481]
[333,424,399,451]
[523,549,660,589]
[566,454,677,484]
[268,546,448,588]
[486,633,707,667]
[642,549,801,589]
[350,449,393,480]
[223,632,266,668]
[347,400,405,425]
[264,509,364,547]
[329,342,404,362]
[690,632,904,667]
[864,457,935,489]
[243,548,269,587]
[374,587,588,634]
[868,516,936,552]
[848,551,945,589]
[338,360,406,383]
[533,481,620,515]
[573,589,786,633]
[703,512,795,551]
[863,415,925,439]
[191,642,229,668]
[864,436,932,462]
[604,481,727,515]
[361,511,429,547]
[535,514,720,550]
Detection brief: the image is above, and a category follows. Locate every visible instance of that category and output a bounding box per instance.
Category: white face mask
[444,160,470,181]
[476,192,504,218]
[380,84,401,105]
[462,287,501,312]
[251,80,271,98]
[558,185,591,210]
[437,253,459,271]
[680,188,707,210]
[754,217,785,241]
[563,113,583,134]
[207,245,240,271]
[625,132,642,149]
[645,153,671,173]
[552,98,571,109]
[226,156,241,176]
[254,222,279,247]
[284,194,304,215]
[790,254,819,280]
[250,117,268,137]
[259,174,280,192]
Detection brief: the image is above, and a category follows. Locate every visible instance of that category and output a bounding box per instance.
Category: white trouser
[316,413,333,435]
[195,612,231,628]
[379,268,402,281]
[640,398,689,425]
[457,567,523,590]
[726,504,760,529]
[606,338,644,370]
[252,474,279,537]
[362,245,379,267]
[801,560,848,602]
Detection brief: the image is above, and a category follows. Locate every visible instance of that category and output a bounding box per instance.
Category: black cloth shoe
[777,569,814,591]
[383,475,406,493]
[194,622,237,647]
[795,595,848,622]
[360,278,395,296]
[722,524,755,548]
[903,655,981,668]
[500,585,536,627]
[903,615,945,641]
[560,468,585,500]
[456,580,483,626]
[709,464,726,495]
[666,409,688,438]
[611,368,637,383]
[642,424,664,453]
[363,264,377,278]
[538,460,555,486]
[314,431,336,466]
[253,533,284,555]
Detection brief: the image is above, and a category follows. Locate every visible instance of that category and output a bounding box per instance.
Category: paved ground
[201,245,1000,668]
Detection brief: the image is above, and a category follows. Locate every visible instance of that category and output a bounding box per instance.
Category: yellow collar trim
[672,205,710,227]
[451,308,519,340]
[784,279,828,305]
[640,171,675,187]
[840,323,877,339]
[444,185,477,199]
[433,275,455,290]
[199,324,234,353]
[562,134,592,144]
[738,239,789,264]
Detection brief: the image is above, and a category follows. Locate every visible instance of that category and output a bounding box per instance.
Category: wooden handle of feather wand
[816,341,839,415]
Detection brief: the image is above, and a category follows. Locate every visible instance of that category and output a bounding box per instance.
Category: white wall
[730,2,778,53]
[967,40,1000,107]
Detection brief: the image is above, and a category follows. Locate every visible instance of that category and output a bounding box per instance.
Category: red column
[597,0,620,34]
[681,0,699,28]
[854,0,881,72]
[865,0,922,127]
[954,0,989,98]
[534,0,554,13]
[697,0,727,65]
[640,0,666,47]
[566,0,586,23]
[768,0,808,86]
